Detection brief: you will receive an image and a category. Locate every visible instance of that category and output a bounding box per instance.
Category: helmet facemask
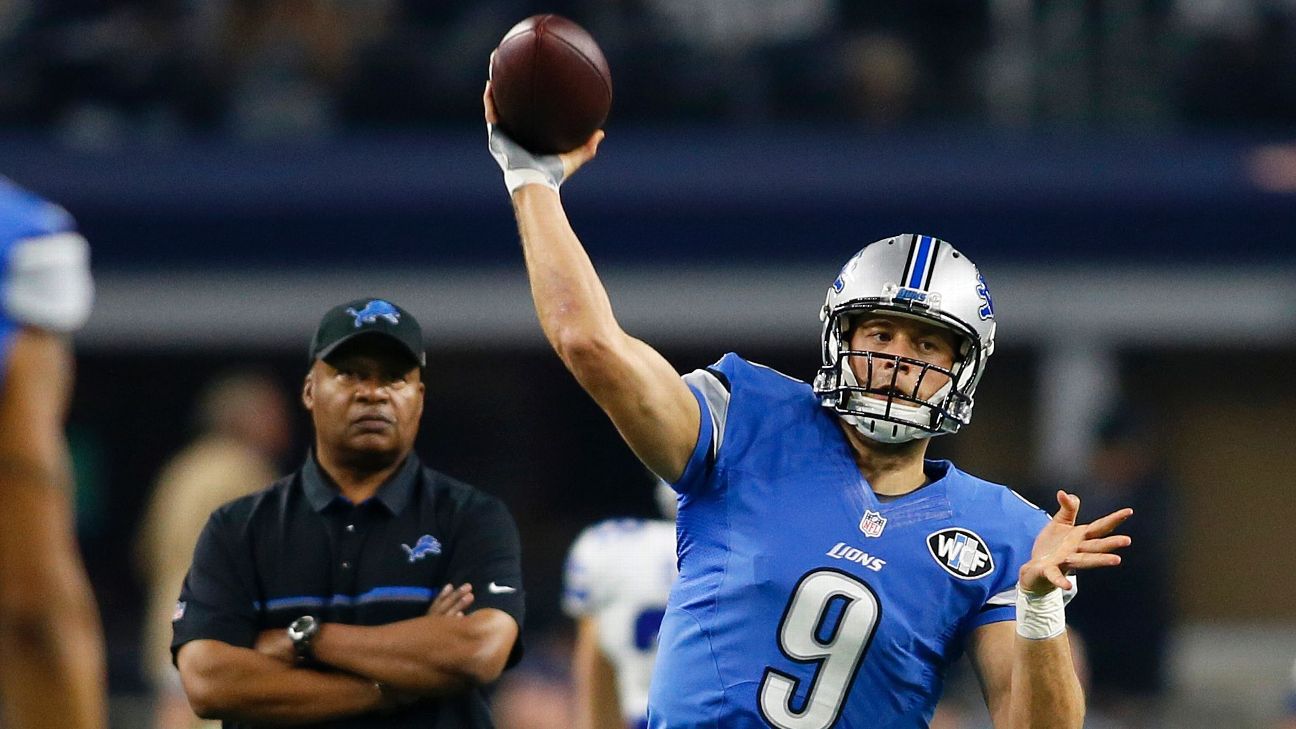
[816,304,984,443]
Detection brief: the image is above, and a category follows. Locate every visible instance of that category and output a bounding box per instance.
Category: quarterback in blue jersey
[0,177,106,729]
[485,86,1132,728]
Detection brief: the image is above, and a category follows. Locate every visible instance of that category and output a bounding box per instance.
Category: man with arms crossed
[484,85,1132,728]
[0,177,106,729]
[173,298,524,728]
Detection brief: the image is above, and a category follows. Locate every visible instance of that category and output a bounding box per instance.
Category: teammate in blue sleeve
[0,177,106,729]
[485,86,1132,728]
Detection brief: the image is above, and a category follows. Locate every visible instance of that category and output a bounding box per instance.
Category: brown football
[489,14,612,154]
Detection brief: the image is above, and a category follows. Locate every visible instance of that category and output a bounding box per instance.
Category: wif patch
[172,601,187,622]
[927,528,994,580]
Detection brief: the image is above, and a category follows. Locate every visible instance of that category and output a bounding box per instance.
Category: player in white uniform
[564,483,678,729]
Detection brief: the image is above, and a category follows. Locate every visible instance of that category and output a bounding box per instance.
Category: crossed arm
[176,641,389,724]
[177,584,518,722]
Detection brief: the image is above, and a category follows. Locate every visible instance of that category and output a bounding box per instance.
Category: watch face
[289,616,316,639]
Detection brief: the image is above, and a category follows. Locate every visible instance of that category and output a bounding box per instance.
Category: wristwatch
[287,615,320,663]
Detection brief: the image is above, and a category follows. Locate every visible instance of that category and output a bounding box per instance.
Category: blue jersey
[648,354,1049,729]
[0,176,92,380]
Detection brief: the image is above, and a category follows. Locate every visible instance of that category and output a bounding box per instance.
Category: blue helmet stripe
[908,235,933,289]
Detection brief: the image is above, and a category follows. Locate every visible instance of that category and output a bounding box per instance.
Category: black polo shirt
[172,453,525,729]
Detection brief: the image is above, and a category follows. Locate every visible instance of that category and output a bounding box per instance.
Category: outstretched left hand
[1020,490,1133,595]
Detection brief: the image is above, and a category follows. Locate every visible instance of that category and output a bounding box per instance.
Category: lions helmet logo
[975,274,995,321]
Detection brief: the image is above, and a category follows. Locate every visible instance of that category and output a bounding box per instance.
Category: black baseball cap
[309,298,426,367]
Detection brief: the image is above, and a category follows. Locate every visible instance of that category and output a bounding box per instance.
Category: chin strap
[836,359,940,444]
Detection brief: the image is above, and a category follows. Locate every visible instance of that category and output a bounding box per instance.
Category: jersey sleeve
[675,354,743,496]
[445,492,526,666]
[2,229,94,334]
[170,510,261,661]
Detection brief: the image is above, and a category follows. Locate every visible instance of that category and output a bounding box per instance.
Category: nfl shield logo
[859,510,887,538]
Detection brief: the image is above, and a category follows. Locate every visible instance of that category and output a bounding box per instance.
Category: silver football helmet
[813,234,997,443]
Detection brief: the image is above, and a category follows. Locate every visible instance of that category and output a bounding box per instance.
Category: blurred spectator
[0,0,205,147]
[203,0,395,141]
[835,2,989,124]
[133,369,291,729]
[0,0,35,112]
[4,0,1296,135]
[532,0,839,121]
[1063,408,1176,725]
[835,33,920,128]
[337,0,551,131]
[1176,1,1296,127]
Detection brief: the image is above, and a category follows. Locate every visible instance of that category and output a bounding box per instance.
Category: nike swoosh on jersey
[487,582,517,594]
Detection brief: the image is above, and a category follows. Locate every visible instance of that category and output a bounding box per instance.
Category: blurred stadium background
[3,0,1295,727]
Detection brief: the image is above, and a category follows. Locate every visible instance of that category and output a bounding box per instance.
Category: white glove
[487,123,567,195]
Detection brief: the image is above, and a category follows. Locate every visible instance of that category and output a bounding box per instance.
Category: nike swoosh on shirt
[487,582,517,594]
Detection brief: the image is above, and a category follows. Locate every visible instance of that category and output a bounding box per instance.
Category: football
[489,14,612,154]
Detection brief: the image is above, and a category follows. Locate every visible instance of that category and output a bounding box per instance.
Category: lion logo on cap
[346,300,401,327]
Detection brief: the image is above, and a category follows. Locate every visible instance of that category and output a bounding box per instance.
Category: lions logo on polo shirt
[401,534,442,563]
[927,527,995,579]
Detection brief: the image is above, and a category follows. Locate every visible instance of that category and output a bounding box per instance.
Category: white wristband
[487,124,566,195]
[1015,586,1066,640]
[502,167,559,195]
